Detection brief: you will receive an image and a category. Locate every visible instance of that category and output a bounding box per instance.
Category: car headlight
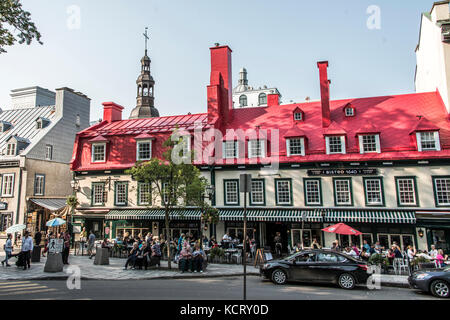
[263,263,271,269]
[416,273,431,280]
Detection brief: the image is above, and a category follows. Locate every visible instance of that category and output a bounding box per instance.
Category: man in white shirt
[222,232,232,249]
[429,245,438,259]
[21,231,33,270]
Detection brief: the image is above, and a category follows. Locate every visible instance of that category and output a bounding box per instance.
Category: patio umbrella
[322,223,362,236]
[46,218,66,227]
[5,224,26,234]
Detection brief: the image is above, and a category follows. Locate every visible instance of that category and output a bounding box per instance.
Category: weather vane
[143,27,149,54]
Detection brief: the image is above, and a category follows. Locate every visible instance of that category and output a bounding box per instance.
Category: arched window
[239,95,248,107]
[258,93,267,105]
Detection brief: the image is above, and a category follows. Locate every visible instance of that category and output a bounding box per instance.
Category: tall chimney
[102,102,124,122]
[317,61,331,128]
[207,45,232,126]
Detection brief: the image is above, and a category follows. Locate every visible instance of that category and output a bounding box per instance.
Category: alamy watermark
[366,5,381,30]
[67,5,81,30]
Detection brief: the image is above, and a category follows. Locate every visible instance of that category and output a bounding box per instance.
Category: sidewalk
[0,253,410,287]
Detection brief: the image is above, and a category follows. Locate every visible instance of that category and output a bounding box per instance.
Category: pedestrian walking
[42,232,51,257]
[62,231,71,264]
[87,231,96,259]
[21,231,33,270]
[34,231,42,247]
[274,232,282,258]
[1,234,13,267]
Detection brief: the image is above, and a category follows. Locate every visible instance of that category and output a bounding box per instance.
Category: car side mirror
[291,259,296,265]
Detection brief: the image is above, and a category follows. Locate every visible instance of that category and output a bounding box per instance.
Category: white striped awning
[106,209,202,220]
[30,198,67,212]
[218,209,323,222]
[324,210,416,224]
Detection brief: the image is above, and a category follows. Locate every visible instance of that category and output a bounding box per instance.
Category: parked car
[260,249,369,289]
[409,267,450,298]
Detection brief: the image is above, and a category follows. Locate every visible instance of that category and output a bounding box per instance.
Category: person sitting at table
[148,236,162,268]
[209,236,218,249]
[177,234,186,255]
[292,242,303,253]
[222,232,232,249]
[374,241,383,254]
[386,248,395,265]
[311,238,321,250]
[350,243,360,256]
[135,242,149,270]
[344,246,358,258]
[435,249,446,268]
[360,247,370,261]
[429,245,438,259]
[192,243,206,273]
[123,243,139,270]
[179,242,192,273]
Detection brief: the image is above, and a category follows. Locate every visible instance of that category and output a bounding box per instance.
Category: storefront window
[290,229,321,248]
[431,230,449,252]
[377,233,414,251]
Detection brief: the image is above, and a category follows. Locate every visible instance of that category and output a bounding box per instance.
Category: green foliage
[368,253,389,266]
[66,195,79,208]
[411,256,430,266]
[201,207,220,225]
[0,0,43,54]
[209,247,224,259]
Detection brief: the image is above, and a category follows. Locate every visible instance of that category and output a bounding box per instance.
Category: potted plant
[209,246,224,263]
[368,253,390,274]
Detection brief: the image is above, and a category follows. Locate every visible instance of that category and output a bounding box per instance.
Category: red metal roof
[71,91,450,171]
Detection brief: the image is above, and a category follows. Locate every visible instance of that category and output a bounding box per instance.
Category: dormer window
[248,140,265,158]
[239,95,248,107]
[293,107,304,121]
[136,140,152,161]
[286,137,305,156]
[36,117,50,129]
[417,131,440,151]
[358,134,381,154]
[223,141,238,159]
[0,121,11,133]
[258,93,267,106]
[326,136,346,154]
[344,104,355,117]
[92,143,106,162]
[6,143,16,156]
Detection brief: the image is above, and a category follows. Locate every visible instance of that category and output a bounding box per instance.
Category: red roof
[71,91,450,171]
[409,117,441,134]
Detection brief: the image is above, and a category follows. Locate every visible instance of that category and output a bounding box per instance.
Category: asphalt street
[0,276,439,300]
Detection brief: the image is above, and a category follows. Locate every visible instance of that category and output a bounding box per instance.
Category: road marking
[0,283,42,289]
[0,281,32,286]
[5,285,48,292]
[0,288,57,296]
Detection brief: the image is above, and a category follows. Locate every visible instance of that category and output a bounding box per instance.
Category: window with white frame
[138,183,151,205]
[92,143,106,162]
[276,180,291,205]
[345,107,354,116]
[224,180,239,205]
[287,138,305,156]
[326,136,345,154]
[137,140,152,161]
[417,131,440,151]
[294,112,303,121]
[334,179,351,205]
[0,213,11,232]
[92,183,105,205]
[6,143,15,156]
[305,180,321,205]
[34,174,45,196]
[115,182,127,205]
[364,179,383,205]
[1,174,14,197]
[250,180,264,205]
[181,136,191,158]
[434,177,450,205]
[396,178,417,205]
[45,144,53,160]
[359,134,380,153]
[258,93,267,105]
[162,182,170,205]
[223,141,238,159]
[248,140,265,158]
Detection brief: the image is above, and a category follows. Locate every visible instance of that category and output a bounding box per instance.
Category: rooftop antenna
[143,27,149,55]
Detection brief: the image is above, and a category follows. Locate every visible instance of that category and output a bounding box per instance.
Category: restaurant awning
[106,209,203,220]
[218,209,323,222]
[30,198,67,212]
[324,209,416,224]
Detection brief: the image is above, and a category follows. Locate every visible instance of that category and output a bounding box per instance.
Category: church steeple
[129,27,160,119]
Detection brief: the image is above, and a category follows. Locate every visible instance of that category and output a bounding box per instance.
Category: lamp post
[240,174,251,301]
[200,185,215,249]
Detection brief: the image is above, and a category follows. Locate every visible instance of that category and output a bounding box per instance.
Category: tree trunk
[165,207,171,269]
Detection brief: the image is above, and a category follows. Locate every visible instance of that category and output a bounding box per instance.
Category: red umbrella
[322,223,362,236]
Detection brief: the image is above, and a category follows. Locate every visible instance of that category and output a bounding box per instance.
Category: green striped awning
[106,209,202,220]
[218,209,323,222]
[324,209,416,224]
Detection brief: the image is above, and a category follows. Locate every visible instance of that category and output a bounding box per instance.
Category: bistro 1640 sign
[307,168,378,176]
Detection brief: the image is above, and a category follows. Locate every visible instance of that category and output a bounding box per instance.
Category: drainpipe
[16,168,23,225]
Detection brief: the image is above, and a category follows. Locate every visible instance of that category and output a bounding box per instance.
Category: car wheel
[431,280,450,298]
[338,273,356,290]
[271,269,287,285]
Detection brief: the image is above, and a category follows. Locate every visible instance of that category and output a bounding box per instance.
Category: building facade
[70,2,450,253]
[0,86,90,242]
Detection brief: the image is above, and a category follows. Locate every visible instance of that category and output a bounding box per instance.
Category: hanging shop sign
[307,168,378,176]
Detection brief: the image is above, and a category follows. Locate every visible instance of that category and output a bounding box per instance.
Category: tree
[0,0,42,54]
[127,131,211,269]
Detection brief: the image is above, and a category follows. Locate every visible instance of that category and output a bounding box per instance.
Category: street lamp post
[240,174,251,301]
[200,185,215,249]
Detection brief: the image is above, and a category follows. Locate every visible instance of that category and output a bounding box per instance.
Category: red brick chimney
[103,102,124,122]
[207,44,232,127]
[317,61,331,128]
[267,93,279,106]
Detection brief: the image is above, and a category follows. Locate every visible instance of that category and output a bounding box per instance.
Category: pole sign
[48,239,64,253]
[239,174,252,193]
[307,168,378,176]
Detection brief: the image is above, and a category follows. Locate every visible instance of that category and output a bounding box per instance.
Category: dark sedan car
[409,267,450,298]
[260,249,369,289]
